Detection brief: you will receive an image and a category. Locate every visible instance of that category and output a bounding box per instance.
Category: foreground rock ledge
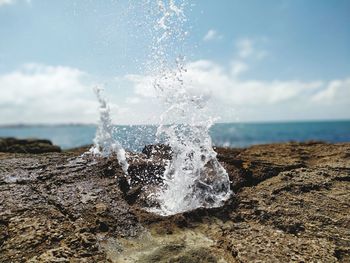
[0,141,349,262]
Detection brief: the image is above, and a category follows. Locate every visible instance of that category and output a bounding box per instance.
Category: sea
[0,120,349,152]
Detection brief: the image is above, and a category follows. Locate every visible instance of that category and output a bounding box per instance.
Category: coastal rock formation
[0,141,349,262]
[0,137,61,154]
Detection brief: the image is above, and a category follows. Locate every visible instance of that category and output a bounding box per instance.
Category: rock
[0,137,61,154]
[142,144,172,160]
[0,142,349,262]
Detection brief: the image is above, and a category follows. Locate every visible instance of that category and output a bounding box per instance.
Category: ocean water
[0,121,349,151]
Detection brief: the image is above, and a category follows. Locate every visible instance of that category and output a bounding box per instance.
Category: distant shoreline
[1,121,349,150]
[1,119,350,128]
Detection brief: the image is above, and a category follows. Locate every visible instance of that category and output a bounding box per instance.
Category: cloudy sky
[0,0,349,124]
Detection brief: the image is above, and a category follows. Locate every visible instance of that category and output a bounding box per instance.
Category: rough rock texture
[0,137,61,154]
[0,141,349,262]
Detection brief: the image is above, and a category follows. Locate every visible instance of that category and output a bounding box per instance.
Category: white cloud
[0,0,14,6]
[127,60,322,105]
[312,78,350,105]
[203,29,223,42]
[125,73,156,98]
[230,61,249,77]
[126,96,141,104]
[0,64,99,124]
[125,59,350,122]
[235,38,268,60]
[0,64,163,125]
[0,0,31,6]
[236,38,254,58]
[1,60,349,125]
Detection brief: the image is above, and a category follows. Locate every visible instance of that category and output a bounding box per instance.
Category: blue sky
[0,0,349,124]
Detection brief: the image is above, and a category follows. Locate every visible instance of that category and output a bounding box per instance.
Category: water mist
[90,86,129,174]
[147,0,231,215]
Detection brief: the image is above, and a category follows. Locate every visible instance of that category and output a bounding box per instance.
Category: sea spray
[147,0,231,215]
[90,86,129,174]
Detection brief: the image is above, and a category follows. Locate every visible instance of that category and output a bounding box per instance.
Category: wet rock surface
[0,141,349,262]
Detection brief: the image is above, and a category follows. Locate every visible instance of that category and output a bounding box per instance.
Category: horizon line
[0,118,349,128]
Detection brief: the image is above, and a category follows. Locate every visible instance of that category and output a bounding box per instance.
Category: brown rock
[0,142,349,262]
[0,137,61,154]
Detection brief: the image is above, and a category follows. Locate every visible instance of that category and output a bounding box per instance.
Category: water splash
[147,1,231,215]
[90,86,129,174]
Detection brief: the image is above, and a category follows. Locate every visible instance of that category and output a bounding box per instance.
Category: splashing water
[90,86,129,174]
[147,1,231,215]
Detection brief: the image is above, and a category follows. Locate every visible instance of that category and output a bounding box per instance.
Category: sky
[0,0,349,124]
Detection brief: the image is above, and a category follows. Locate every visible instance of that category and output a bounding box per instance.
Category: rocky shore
[0,138,349,262]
